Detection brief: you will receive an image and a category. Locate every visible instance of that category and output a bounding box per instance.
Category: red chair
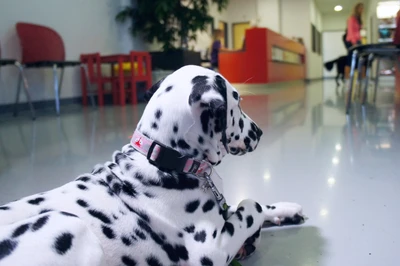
[127,51,152,105]
[0,43,35,119]
[80,51,152,106]
[16,22,84,115]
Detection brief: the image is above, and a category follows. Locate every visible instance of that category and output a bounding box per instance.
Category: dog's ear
[144,77,165,102]
[188,75,228,134]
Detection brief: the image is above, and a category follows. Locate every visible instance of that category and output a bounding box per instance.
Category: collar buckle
[147,140,188,173]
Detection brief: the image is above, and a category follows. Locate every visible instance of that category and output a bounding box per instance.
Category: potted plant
[116,0,229,70]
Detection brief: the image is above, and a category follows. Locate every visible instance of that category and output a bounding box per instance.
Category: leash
[130,130,241,266]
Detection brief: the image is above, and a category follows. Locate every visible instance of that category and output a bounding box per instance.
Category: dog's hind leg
[0,211,105,266]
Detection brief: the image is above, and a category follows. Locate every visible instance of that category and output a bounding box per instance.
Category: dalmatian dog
[0,65,304,266]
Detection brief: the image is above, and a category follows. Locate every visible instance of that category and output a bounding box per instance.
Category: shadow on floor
[242,226,325,266]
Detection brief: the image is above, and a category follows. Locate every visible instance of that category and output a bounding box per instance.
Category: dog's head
[137,65,262,165]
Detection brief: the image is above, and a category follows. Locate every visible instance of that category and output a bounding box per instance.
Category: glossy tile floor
[1,79,399,266]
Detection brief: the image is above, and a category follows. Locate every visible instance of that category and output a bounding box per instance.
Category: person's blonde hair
[351,2,364,24]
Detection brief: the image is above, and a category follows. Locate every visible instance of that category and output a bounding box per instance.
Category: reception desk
[219,28,306,84]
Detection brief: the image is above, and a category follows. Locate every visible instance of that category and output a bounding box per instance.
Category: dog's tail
[324,59,338,71]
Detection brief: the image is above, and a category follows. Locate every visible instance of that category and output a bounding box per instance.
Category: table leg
[118,57,125,106]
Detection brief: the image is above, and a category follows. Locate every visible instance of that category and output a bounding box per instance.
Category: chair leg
[356,56,364,97]
[53,64,61,115]
[13,69,23,117]
[346,50,358,114]
[362,53,374,105]
[80,64,96,107]
[14,63,36,120]
[373,58,381,104]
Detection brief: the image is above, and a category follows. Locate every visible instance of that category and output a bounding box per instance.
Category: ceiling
[315,0,369,15]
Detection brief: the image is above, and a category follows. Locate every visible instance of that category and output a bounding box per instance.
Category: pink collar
[130,130,211,176]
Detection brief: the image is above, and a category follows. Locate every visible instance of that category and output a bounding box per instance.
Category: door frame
[232,21,250,50]
[218,20,228,48]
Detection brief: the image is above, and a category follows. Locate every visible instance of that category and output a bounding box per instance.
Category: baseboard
[305,77,324,82]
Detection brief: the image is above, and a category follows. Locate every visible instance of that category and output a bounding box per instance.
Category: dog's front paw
[264,202,305,226]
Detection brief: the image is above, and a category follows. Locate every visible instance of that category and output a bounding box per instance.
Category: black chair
[346,43,400,114]
[0,44,35,119]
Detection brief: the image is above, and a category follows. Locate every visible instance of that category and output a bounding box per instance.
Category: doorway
[322,31,347,78]
[218,21,228,48]
[232,22,250,50]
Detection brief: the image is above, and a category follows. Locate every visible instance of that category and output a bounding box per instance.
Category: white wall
[0,0,144,105]
[322,14,348,31]
[256,0,281,33]
[281,0,323,79]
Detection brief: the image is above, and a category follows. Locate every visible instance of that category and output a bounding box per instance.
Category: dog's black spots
[239,118,244,132]
[165,85,173,92]
[125,163,133,171]
[113,183,122,195]
[151,122,158,130]
[192,75,208,84]
[230,109,233,116]
[236,211,243,221]
[222,222,235,236]
[175,244,189,260]
[98,179,109,188]
[170,139,177,148]
[201,256,214,266]
[0,206,10,211]
[194,230,206,243]
[244,137,251,148]
[60,211,77,218]
[77,184,88,191]
[122,180,137,198]
[146,256,163,266]
[134,172,144,181]
[32,215,49,231]
[113,214,119,220]
[246,215,254,228]
[266,205,271,209]
[202,199,215,213]
[173,124,179,133]
[184,225,195,233]
[131,234,138,241]
[135,229,146,240]
[122,255,137,266]
[234,135,240,141]
[127,206,150,223]
[161,173,199,190]
[178,232,183,238]
[248,130,257,141]
[185,200,200,213]
[39,209,53,214]
[88,209,111,224]
[121,236,132,246]
[200,110,211,133]
[92,166,105,175]
[76,176,90,182]
[102,225,115,239]
[144,192,155,198]
[27,197,45,205]
[192,149,199,157]
[212,229,217,239]
[177,139,190,150]
[12,223,30,238]
[53,232,74,255]
[150,231,164,246]
[271,205,276,210]
[209,131,214,138]
[198,136,205,145]
[232,117,235,127]
[0,239,18,260]
[155,109,162,120]
[255,202,262,213]
[232,91,239,101]
[106,175,113,183]
[230,132,234,137]
[137,219,152,234]
[226,255,230,263]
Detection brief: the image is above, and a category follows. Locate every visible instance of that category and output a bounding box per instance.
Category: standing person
[210,29,231,71]
[344,3,364,51]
